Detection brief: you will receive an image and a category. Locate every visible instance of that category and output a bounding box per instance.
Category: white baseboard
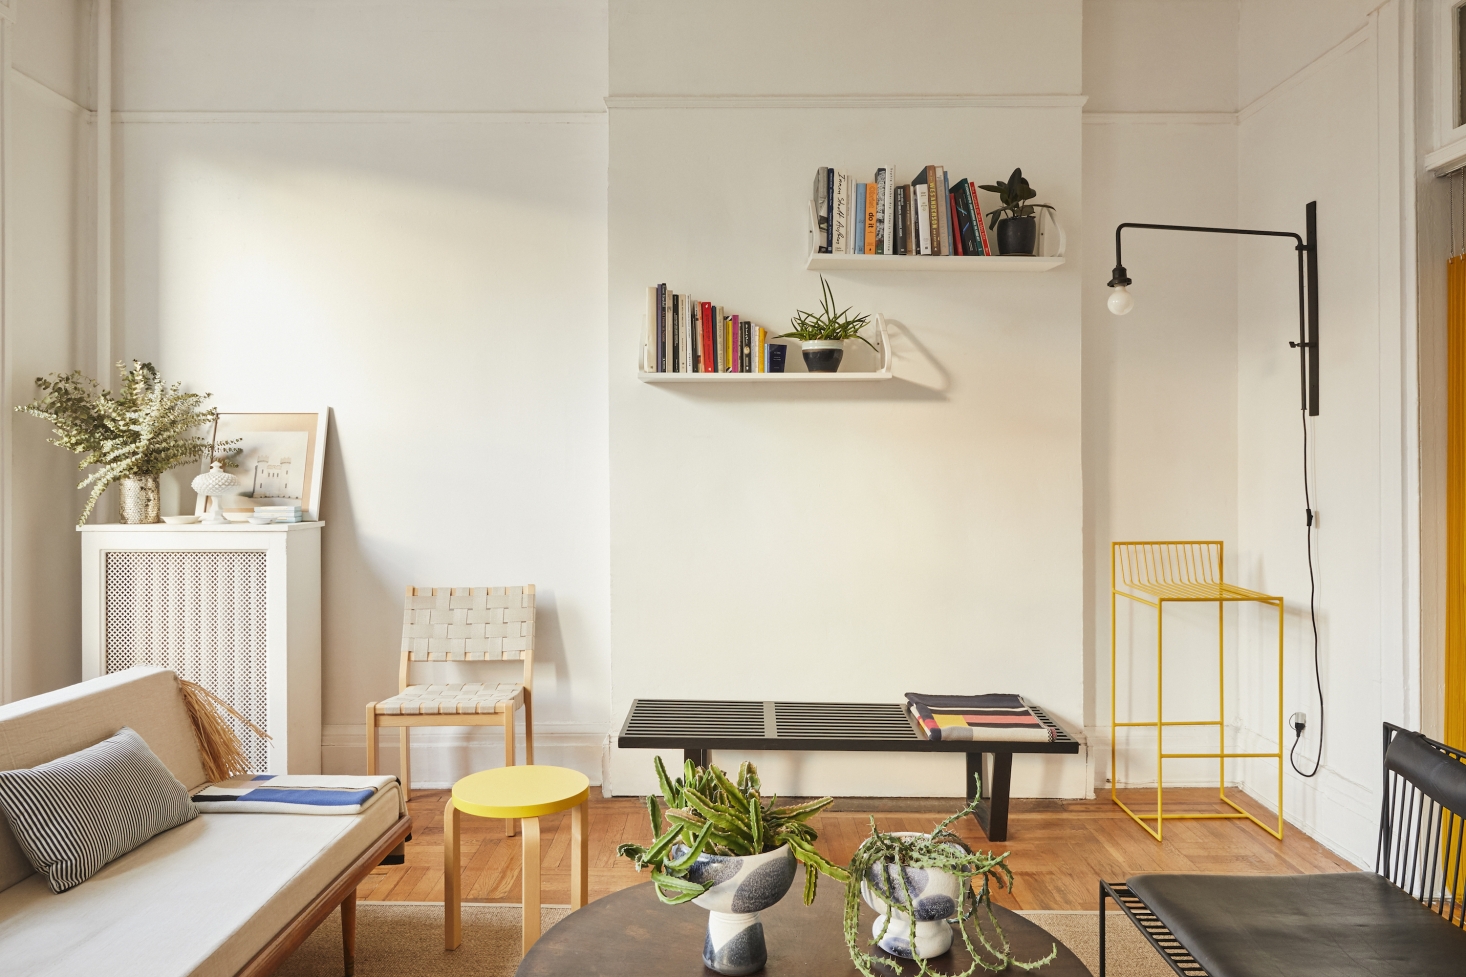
[322,723,609,789]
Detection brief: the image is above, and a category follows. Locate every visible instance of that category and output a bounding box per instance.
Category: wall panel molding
[1238,20,1376,124]
[605,94,1087,110]
[1083,112,1237,126]
[10,68,86,116]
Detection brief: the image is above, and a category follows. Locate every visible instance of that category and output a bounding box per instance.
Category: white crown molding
[1237,19,1375,124]
[1425,130,1466,174]
[605,94,1088,110]
[115,110,606,125]
[10,67,87,116]
[1083,112,1237,126]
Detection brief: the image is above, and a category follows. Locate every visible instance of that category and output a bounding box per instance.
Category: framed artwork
[195,409,330,521]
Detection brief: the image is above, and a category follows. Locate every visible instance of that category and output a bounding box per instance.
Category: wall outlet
[1290,711,1307,735]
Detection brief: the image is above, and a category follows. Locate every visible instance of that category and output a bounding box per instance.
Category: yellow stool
[444,765,590,955]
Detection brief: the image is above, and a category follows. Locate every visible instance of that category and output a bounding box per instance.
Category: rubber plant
[15,361,230,525]
[842,780,1057,977]
[978,168,1055,230]
[779,275,877,350]
[617,756,851,905]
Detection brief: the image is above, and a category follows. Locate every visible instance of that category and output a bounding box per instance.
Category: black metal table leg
[968,752,1014,842]
[1099,881,1108,977]
[683,748,709,768]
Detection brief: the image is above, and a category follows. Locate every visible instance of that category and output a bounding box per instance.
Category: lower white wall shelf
[639,314,892,382]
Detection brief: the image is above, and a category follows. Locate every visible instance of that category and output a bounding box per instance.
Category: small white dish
[222,510,253,523]
[246,515,274,525]
[161,515,200,525]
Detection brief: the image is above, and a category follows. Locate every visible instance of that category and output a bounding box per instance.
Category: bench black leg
[966,752,1014,842]
[683,749,709,768]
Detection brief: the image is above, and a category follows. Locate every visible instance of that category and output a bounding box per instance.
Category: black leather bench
[1100,723,1466,976]
[616,698,1079,841]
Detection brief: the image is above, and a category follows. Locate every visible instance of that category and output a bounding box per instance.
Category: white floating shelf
[640,314,892,382]
[805,252,1063,272]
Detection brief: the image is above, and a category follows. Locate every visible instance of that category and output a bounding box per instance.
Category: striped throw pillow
[0,726,198,893]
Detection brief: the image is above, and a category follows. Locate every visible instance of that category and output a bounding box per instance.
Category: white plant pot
[680,843,797,976]
[860,832,966,960]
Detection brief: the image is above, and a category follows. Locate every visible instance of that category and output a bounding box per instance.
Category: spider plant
[780,275,877,350]
[843,780,1057,977]
[617,756,851,905]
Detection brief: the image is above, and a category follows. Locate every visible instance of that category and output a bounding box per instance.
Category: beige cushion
[0,785,400,977]
[0,668,207,894]
[373,682,523,716]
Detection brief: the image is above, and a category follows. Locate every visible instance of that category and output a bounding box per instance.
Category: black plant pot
[996,215,1037,256]
[800,343,844,373]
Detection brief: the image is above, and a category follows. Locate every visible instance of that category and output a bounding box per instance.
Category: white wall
[3,0,91,703]
[1235,0,1416,867]
[1082,0,1242,789]
[112,0,612,785]
[606,0,1090,800]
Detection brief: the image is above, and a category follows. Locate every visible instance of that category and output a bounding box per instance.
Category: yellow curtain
[1449,252,1466,753]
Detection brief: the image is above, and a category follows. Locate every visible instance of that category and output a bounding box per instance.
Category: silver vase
[119,475,161,524]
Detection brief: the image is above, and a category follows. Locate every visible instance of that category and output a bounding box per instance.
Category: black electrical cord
[1290,408,1324,778]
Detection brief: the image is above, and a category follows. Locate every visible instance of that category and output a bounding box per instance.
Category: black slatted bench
[1099,723,1466,977]
[616,698,1080,841]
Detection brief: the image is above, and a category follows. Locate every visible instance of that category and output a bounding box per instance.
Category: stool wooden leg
[524,697,535,765]
[341,890,357,977]
[504,717,518,837]
[444,799,462,950]
[522,815,541,955]
[571,801,588,910]
[364,704,377,777]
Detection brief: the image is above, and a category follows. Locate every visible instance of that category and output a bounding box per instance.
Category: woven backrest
[401,586,535,662]
[1113,541,1224,589]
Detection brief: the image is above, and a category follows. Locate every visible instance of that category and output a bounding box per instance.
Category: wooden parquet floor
[357,788,1358,912]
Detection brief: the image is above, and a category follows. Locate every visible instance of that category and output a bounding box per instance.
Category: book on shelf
[647,287,773,375]
[812,164,1017,257]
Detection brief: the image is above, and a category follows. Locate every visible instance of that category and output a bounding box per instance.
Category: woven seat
[366,586,535,828]
[375,683,523,717]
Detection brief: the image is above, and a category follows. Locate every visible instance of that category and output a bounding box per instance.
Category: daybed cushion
[0,727,198,892]
[0,784,401,977]
[1127,871,1466,977]
[0,668,209,894]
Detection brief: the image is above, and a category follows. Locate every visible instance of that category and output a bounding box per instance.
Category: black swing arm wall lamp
[1105,200,1320,417]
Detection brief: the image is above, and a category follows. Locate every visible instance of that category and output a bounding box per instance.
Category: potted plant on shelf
[618,757,850,976]
[843,781,1056,976]
[979,168,1056,256]
[16,361,227,525]
[780,275,877,373]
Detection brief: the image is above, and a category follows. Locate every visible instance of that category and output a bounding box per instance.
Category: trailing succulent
[780,275,876,349]
[15,361,234,525]
[842,779,1056,977]
[617,757,851,906]
[978,168,1055,230]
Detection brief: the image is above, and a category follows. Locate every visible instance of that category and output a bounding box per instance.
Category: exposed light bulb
[1107,285,1134,316]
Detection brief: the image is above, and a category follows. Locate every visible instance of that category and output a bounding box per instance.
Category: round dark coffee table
[517,881,1091,976]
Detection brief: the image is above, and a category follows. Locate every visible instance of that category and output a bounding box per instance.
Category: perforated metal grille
[104,551,270,772]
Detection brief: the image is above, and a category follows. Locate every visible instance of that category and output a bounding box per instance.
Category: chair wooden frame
[366,585,534,837]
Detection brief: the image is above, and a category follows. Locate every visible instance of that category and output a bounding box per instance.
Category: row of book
[644,285,789,374]
[813,165,994,257]
[251,505,304,523]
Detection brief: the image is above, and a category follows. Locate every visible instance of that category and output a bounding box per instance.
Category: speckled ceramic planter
[683,843,797,976]
[860,832,966,960]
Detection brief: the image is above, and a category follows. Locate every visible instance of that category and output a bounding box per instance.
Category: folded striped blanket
[192,775,405,816]
[905,693,1054,742]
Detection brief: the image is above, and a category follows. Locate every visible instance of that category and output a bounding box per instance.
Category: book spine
[864,184,877,254]
[657,283,667,371]
[874,168,886,255]
[952,182,980,256]
[700,301,714,372]
[742,319,751,372]
[757,326,766,373]
[814,167,830,253]
[882,165,894,255]
[949,192,963,256]
[826,168,836,253]
[690,299,700,372]
[730,315,741,373]
[924,166,940,256]
[936,167,952,256]
[914,181,931,255]
[899,185,910,254]
[970,182,992,256]
[671,293,681,369]
[853,182,865,254]
[645,286,657,370]
[768,343,786,373]
[681,295,692,372]
[834,171,850,253]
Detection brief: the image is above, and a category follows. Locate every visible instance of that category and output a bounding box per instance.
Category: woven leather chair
[366,586,534,834]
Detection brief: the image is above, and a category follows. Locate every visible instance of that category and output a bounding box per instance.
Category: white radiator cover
[80,523,323,774]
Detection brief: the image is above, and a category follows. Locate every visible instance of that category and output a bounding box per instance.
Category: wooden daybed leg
[341,891,357,977]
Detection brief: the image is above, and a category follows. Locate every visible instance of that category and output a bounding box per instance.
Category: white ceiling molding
[115,110,607,125]
[604,94,1087,110]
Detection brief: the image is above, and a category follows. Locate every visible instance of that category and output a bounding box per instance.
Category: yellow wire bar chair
[1111,541,1284,841]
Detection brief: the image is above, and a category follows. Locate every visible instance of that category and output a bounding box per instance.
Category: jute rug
[278,904,1171,976]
